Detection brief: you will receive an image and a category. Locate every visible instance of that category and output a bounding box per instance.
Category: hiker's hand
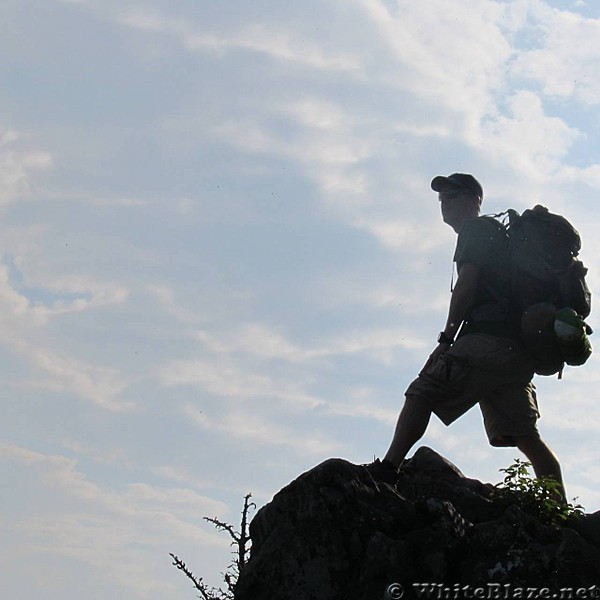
[422,342,451,371]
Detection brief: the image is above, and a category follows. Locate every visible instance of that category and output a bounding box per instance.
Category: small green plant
[493,458,584,527]
[170,493,255,599]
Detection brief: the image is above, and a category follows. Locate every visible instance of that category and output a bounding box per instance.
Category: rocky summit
[235,447,600,600]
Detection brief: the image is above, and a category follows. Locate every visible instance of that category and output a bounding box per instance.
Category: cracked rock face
[235,447,600,600]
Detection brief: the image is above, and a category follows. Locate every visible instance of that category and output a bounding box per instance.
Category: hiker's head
[431,173,483,232]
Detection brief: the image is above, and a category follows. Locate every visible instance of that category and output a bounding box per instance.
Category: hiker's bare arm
[443,262,479,340]
[422,263,479,370]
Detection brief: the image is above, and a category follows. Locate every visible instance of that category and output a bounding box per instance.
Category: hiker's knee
[516,435,554,458]
[516,434,543,453]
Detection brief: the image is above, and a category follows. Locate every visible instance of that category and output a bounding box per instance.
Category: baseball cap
[431,173,483,198]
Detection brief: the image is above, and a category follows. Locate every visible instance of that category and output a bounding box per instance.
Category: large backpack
[490,205,592,376]
[506,205,591,319]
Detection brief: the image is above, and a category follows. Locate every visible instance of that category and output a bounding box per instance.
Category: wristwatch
[437,332,454,345]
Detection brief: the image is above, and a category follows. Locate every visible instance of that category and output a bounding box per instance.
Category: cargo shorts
[405,333,540,447]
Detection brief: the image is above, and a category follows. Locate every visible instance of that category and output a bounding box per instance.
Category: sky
[2,0,600,597]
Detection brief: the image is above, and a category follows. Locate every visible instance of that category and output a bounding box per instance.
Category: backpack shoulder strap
[480,209,518,229]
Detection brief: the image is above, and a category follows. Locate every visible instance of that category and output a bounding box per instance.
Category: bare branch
[171,492,256,599]
[237,493,256,572]
[204,517,239,543]
[169,553,214,600]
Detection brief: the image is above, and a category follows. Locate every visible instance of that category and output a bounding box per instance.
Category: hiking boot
[364,458,399,486]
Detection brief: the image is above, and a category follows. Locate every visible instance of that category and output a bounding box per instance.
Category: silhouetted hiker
[370,173,565,499]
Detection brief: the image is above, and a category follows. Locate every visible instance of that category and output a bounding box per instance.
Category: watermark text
[385,583,600,600]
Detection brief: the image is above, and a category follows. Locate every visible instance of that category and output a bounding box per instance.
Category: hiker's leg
[384,395,432,468]
[516,435,566,501]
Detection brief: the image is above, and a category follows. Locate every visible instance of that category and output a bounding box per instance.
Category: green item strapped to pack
[554,307,593,367]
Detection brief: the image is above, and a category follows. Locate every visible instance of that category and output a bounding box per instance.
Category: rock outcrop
[235,447,600,600]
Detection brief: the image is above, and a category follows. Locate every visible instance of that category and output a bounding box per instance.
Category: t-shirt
[453,216,516,337]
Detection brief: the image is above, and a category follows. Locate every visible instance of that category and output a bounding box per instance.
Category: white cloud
[214,102,373,173]
[324,397,399,425]
[510,0,600,105]
[305,271,451,320]
[159,356,321,409]
[3,439,228,521]
[352,217,450,253]
[183,403,342,456]
[556,164,600,190]
[45,190,148,207]
[348,1,596,187]
[21,345,134,412]
[0,127,52,208]
[0,264,129,329]
[355,0,511,114]
[479,90,580,177]
[128,0,577,256]
[159,357,272,396]
[152,465,213,488]
[0,263,33,319]
[118,8,361,72]
[59,439,136,468]
[283,98,351,131]
[194,323,307,362]
[193,321,428,368]
[145,284,206,326]
[394,121,452,138]
[1,441,229,596]
[0,263,132,411]
[321,326,428,361]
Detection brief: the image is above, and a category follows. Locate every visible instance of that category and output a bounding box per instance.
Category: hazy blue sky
[3,0,600,597]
